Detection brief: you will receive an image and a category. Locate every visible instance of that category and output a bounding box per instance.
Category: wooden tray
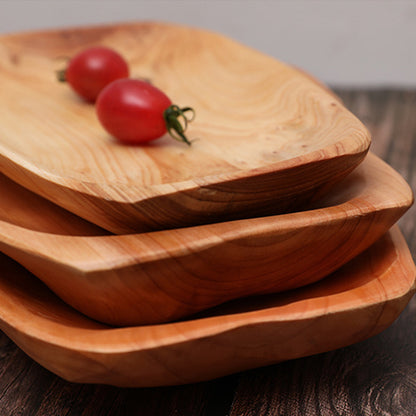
[0,153,412,326]
[0,227,414,387]
[0,22,370,233]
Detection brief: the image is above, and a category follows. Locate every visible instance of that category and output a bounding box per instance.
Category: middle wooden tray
[0,153,412,326]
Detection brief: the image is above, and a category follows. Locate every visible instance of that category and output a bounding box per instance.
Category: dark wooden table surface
[0,89,415,415]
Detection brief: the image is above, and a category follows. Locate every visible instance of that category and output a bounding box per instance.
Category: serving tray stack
[0,22,414,387]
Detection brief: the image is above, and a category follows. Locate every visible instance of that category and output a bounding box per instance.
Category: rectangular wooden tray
[0,22,370,233]
[0,227,413,387]
[0,153,412,326]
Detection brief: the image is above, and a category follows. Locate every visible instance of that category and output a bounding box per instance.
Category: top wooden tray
[0,22,371,233]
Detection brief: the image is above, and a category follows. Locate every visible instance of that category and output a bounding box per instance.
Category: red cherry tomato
[59,46,129,102]
[96,79,195,145]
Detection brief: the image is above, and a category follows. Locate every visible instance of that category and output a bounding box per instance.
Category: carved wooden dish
[0,153,412,326]
[0,227,414,387]
[0,22,370,233]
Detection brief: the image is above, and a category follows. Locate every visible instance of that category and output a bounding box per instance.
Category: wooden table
[0,89,415,415]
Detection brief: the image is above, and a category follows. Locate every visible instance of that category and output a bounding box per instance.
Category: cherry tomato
[58,46,129,102]
[96,79,195,145]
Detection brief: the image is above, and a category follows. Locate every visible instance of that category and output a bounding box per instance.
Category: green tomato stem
[163,105,195,146]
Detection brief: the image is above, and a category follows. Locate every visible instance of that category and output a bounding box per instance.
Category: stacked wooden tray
[0,22,414,387]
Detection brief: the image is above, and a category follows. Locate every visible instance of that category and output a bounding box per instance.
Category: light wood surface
[0,153,412,325]
[0,22,370,233]
[0,226,413,387]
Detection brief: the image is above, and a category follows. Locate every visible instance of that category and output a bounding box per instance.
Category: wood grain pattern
[0,89,413,416]
[0,226,413,388]
[0,153,411,325]
[0,22,371,233]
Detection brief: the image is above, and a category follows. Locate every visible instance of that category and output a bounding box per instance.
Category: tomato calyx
[163,105,195,146]
[56,68,67,83]
[55,56,70,83]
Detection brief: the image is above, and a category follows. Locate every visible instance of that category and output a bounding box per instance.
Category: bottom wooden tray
[0,226,414,388]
